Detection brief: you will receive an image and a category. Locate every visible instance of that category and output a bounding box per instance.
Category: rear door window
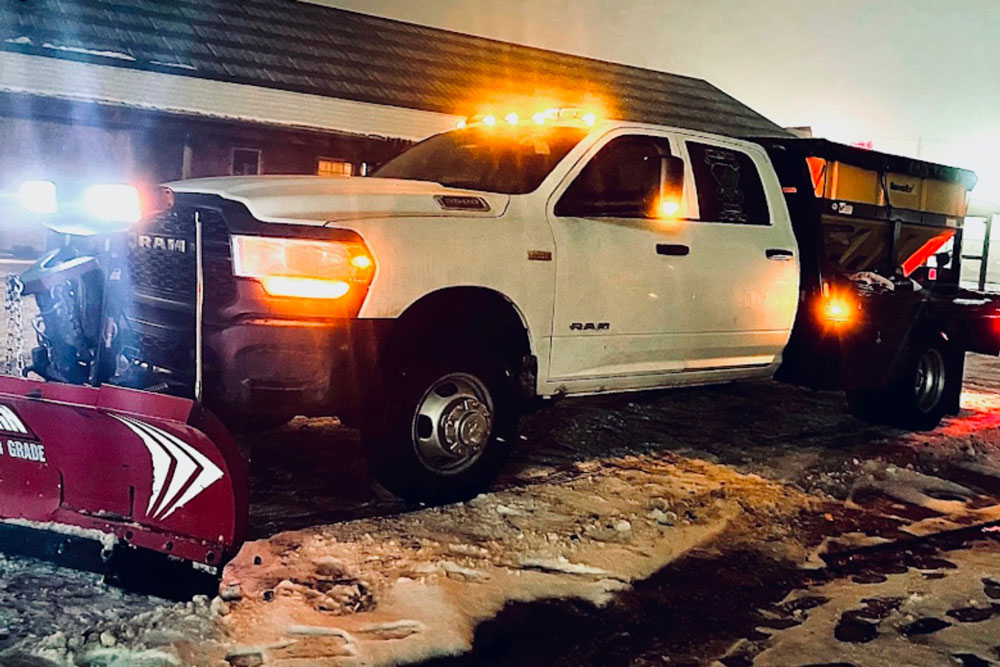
[686,142,770,224]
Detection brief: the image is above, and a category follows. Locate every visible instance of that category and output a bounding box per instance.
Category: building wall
[0,100,412,254]
[182,124,406,181]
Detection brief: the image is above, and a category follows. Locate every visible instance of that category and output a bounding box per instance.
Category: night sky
[309,0,1000,204]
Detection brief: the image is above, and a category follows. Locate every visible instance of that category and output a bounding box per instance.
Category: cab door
[546,131,694,383]
[674,137,799,370]
[545,131,798,388]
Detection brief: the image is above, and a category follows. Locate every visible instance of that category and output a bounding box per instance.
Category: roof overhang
[0,51,459,141]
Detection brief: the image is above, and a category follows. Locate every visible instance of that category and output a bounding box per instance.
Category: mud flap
[0,375,247,594]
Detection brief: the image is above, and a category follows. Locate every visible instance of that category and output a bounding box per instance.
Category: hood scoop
[434,195,490,211]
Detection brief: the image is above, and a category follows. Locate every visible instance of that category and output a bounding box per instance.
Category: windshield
[372,126,587,194]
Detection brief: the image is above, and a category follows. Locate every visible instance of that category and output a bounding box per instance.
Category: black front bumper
[126,193,390,425]
[203,315,390,425]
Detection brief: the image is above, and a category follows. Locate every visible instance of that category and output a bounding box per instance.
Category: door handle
[656,244,690,256]
[766,248,795,260]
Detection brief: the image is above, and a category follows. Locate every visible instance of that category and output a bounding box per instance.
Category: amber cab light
[231,235,374,300]
[657,198,680,218]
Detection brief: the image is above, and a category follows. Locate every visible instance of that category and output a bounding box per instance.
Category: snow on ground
[749,535,1000,666]
[209,455,814,666]
[2,354,1000,665]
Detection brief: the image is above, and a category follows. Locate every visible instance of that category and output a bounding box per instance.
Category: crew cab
[126,111,799,500]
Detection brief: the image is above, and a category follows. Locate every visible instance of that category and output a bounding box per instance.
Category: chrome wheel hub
[441,398,491,453]
[412,373,494,473]
[914,348,946,413]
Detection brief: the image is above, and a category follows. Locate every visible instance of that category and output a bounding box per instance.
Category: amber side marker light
[350,254,373,270]
[819,291,857,328]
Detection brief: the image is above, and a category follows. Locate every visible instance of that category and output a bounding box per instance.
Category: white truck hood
[168,176,509,226]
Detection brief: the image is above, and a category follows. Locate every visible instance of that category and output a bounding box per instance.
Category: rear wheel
[847,337,959,430]
[363,347,518,503]
[891,340,957,430]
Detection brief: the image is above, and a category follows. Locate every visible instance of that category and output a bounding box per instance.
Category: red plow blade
[0,375,247,587]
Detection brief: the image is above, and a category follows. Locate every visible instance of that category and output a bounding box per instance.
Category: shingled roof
[0,0,790,138]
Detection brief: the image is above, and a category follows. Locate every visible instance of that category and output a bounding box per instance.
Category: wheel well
[382,287,535,395]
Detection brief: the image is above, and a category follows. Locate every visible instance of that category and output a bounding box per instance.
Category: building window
[232,148,261,175]
[317,158,353,177]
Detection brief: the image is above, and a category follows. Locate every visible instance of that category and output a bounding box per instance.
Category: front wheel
[363,350,518,503]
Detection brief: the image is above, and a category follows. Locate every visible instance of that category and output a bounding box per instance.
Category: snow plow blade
[0,375,247,588]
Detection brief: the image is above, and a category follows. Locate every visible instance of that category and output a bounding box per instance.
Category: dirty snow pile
[201,454,815,666]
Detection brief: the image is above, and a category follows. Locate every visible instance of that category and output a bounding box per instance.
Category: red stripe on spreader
[901,229,956,277]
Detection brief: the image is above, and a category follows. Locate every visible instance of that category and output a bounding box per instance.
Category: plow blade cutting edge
[0,375,248,593]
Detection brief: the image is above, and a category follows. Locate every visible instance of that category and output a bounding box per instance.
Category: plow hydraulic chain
[4,274,25,377]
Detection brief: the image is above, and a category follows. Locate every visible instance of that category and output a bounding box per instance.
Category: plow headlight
[18,180,58,214]
[231,235,375,300]
[84,184,143,223]
[18,180,171,224]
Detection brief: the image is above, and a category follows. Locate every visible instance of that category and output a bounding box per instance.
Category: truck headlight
[231,235,375,300]
[18,180,58,214]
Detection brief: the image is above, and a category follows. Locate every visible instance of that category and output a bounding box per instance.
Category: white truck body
[172,120,800,400]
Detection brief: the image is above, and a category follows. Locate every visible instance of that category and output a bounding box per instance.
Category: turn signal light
[260,277,350,300]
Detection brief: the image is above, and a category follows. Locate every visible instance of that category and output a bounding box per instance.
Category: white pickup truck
[154,111,801,500]
[23,110,804,501]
